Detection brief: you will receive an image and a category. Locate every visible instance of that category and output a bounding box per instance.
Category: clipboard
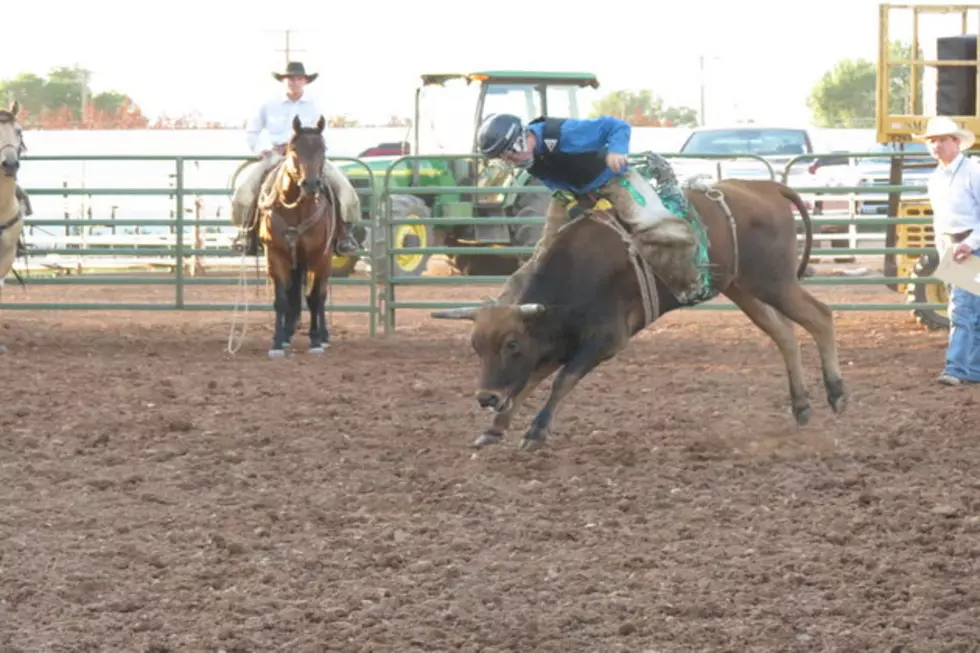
[934,246,980,294]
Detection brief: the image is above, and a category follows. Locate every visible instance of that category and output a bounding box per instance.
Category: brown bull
[431,178,848,452]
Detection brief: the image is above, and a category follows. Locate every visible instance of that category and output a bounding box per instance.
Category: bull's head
[432,303,549,413]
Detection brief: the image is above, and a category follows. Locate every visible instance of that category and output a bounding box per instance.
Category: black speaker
[936,35,978,116]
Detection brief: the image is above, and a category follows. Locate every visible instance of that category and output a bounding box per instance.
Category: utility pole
[698,54,722,126]
[267,29,306,65]
[699,55,706,127]
[77,65,92,113]
[75,63,92,111]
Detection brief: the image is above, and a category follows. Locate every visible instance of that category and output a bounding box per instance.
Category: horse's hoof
[473,430,503,447]
[268,348,286,359]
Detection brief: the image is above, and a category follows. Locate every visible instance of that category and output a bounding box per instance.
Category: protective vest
[525,117,609,191]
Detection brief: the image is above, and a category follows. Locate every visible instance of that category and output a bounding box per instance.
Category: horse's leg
[307,249,332,352]
[284,264,304,347]
[306,274,321,350]
[266,252,292,358]
[305,274,330,353]
[724,285,812,426]
[270,276,290,357]
[753,280,848,415]
[318,274,330,347]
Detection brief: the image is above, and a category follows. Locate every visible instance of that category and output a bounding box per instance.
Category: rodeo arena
[4,5,980,652]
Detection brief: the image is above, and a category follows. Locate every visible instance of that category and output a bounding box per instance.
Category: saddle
[243,161,285,233]
[237,161,287,255]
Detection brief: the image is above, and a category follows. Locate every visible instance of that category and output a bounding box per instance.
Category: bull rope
[567,209,660,326]
[683,176,739,282]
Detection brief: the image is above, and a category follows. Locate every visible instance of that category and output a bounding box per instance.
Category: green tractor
[335,70,601,278]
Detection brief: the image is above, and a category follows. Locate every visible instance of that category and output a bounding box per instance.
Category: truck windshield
[682,128,810,156]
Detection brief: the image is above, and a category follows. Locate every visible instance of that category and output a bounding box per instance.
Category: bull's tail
[777,183,813,279]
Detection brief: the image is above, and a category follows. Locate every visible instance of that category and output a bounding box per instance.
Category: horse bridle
[0,110,26,162]
[277,150,326,206]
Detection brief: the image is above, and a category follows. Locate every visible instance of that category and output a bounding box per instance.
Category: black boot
[334,221,359,255]
[245,229,260,256]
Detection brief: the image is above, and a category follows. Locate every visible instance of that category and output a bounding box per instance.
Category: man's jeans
[945,247,980,382]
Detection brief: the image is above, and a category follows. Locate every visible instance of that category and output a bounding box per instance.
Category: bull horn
[430,306,480,320]
[517,303,546,316]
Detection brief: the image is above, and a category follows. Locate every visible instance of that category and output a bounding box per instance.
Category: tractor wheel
[452,253,520,276]
[381,195,433,279]
[330,254,360,278]
[905,251,950,330]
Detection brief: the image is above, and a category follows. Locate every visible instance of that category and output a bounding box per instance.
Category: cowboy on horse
[231,61,361,257]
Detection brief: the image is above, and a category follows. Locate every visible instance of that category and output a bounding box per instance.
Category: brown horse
[256,115,338,358]
[0,101,26,356]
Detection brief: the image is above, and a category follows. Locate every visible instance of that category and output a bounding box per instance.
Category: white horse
[0,101,27,355]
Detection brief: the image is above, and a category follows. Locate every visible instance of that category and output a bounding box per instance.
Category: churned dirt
[1,276,979,653]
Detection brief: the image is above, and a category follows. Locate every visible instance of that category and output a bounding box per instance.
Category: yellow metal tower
[876,4,980,329]
[877,4,980,143]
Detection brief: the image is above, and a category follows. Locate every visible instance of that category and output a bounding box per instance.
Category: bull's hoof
[518,427,549,452]
[830,393,848,414]
[473,430,503,447]
[518,436,545,452]
[826,379,848,414]
[793,404,812,427]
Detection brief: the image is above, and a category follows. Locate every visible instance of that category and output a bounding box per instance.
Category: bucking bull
[432,177,848,452]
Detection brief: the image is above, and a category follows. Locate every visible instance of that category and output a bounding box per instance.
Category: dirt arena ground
[1,273,979,653]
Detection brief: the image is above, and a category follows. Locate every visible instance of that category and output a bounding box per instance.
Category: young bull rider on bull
[476,113,702,303]
[231,61,361,256]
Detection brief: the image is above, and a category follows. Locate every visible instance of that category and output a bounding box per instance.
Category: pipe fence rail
[6,150,947,337]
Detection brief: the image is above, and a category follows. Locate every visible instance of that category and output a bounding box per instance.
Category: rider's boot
[334,220,359,255]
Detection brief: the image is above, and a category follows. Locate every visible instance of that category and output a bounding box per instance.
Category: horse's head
[285,115,327,197]
[0,101,25,178]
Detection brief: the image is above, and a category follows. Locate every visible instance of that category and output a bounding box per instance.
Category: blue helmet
[476,113,526,158]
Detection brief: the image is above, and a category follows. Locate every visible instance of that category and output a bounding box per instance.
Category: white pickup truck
[670,124,820,188]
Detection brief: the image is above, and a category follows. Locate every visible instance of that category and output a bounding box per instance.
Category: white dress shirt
[926,152,980,254]
[245,93,326,153]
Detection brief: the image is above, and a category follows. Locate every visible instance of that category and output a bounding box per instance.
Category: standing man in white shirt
[917,116,980,385]
[231,61,361,256]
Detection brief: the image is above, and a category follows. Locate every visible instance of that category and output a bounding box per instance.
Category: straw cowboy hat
[272,61,318,83]
[914,116,976,151]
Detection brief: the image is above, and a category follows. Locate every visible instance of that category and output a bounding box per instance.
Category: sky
[6,0,978,126]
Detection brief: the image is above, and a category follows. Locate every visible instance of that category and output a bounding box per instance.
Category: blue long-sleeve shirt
[525,115,631,194]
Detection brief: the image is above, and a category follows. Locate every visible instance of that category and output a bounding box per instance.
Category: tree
[807,41,924,128]
[0,65,148,128]
[91,90,130,114]
[589,89,700,127]
[0,73,47,116]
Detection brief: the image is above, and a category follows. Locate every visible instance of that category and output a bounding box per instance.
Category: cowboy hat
[272,61,318,83]
[914,115,976,151]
